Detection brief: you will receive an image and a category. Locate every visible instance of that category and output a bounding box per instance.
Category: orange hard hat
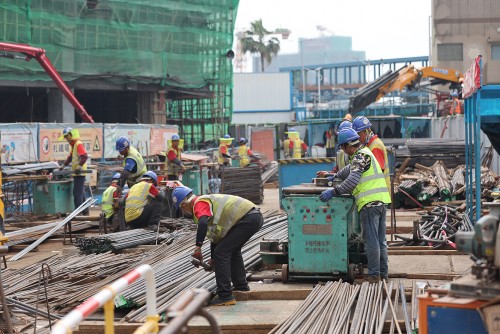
[343,113,352,122]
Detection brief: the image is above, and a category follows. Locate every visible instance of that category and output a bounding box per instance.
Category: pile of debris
[394,160,498,209]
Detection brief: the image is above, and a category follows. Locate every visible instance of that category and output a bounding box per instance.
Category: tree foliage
[239,19,280,72]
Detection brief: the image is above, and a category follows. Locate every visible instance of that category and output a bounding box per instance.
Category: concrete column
[48,89,74,123]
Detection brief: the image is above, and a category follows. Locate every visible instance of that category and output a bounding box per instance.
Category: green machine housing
[281,183,364,281]
[33,179,74,215]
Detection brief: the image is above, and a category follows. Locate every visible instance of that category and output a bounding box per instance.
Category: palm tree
[239,19,280,72]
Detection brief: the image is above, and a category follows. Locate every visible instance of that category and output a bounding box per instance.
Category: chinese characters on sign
[305,240,331,253]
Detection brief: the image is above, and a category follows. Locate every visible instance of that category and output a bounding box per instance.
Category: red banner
[462,56,482,99]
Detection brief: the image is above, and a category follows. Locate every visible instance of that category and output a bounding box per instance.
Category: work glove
[181,165,187,172]
[205,258,214,272]
[74,165,81,175]
[303,151,309,158]
[319,189,335,202]
[327,174,337,182]
[59,165,65,171]
[192,247,203,267]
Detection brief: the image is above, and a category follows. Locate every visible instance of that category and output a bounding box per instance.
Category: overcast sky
[234,0,431,62]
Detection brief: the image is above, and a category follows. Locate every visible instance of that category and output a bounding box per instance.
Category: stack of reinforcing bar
[221,165,263,204]
[75,229,160,254]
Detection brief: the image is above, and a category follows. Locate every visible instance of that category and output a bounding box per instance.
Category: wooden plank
[390,273,461,280]
[388,250,464,255]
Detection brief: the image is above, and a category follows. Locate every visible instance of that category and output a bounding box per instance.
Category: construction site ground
[4,187,473,333]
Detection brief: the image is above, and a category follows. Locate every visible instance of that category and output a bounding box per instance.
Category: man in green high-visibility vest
[319,128,391,283]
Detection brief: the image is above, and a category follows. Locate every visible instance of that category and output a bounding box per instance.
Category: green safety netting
[0,0,238,150]
[0,0,237,88]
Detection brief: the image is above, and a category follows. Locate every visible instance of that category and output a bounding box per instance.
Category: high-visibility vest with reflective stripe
[102,185,117,219]
[367,137,391,191]
[336,149,348,170]
[193,194,255,244]
[125,181,152,222]
[218,143,232,165]
[283,139,290,158]
[238,145,250,167]
[71,140,88,176]
[290,138,302,158]
[165,146,182,176]
[123,146,146,186]
[350,147,391,212]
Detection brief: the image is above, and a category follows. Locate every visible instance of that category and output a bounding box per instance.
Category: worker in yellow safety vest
[172,186,263,306]
[115,136,147,191]
[165,134,186,180]
[125,171,164,229]
[218,134,233,166]
[286,128,308,159]
[236,137,260,167]
[101,172,121,230]
[352,116,390,191]
[319,128,391,283]
[59,127,89,215]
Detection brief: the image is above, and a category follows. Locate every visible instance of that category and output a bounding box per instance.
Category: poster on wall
[38,123,103,162]
[103,124,151,159]
[150,125,178,155]
[0,124,38,163]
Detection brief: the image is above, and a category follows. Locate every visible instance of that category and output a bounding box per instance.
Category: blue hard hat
[288,127,296,132]
[338,121,353,132]
[352,116,372,132]
[337,128,360,146]
[112,172,121,180]
[223,134,231,139]
[172,186,194,209]
[172,134,180,140]
[116,136,130,152]
[141,171,158,185]
[62,127,73,137]
[239,137,246,144]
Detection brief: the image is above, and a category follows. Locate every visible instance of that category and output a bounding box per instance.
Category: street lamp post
[300,39,307,120]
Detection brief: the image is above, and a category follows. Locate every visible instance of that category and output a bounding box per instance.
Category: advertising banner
[39,123,103,162]
[463,56,482,99]
[0,124,38,163]
[149,125,178,155]
[103,124,151,159]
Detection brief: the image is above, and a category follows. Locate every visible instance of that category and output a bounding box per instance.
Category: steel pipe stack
[75,229,162,254]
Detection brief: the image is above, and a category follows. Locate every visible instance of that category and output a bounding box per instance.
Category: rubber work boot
[365,275,380,283]
[208,295,236,306]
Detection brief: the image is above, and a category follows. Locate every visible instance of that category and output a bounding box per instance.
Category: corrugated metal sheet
[233,73,291,111]
[232,111,294,124]
[430,116,499,174]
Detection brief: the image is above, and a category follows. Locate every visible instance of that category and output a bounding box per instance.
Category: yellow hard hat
[343,114,352,122]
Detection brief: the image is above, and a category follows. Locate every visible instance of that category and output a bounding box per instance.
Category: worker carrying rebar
[115,136,147,191]
[319,128,391,283]
[165,134,186,181]
[101,173,121,230]
[125,171,164,229]
[59,127,89,216]
[285,128,308,159]
[218,134,233,166]
[317,120,352,177]
[235,137,260,168]
[352,116,390,190]
[172,186,263,306]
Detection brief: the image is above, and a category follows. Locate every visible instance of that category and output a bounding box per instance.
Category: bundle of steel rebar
[406,139,465,167]
[394,179,424,209]
[450,166,465,195]
[221,165,263,204]
[431,161,452,201]
[6,221,94,246]
[416,185,439,206]
[394,204,471,248]
[75,229,161,254]
[270,280,403,334]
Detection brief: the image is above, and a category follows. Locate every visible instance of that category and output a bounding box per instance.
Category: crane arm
[0,42,94,123]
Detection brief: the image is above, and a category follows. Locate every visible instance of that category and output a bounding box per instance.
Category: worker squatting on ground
[125,171,164,229]
[236,137,261,168]
[352,116,391,190]
[316,120,353,178]
[165,134,186,181]
[319,128,391,283]
[101,173,121,230]
[59,127,89,215]
[285,128,308,159]
[115,136,147,191]
[218,134,233,166]
[172,186,263,306]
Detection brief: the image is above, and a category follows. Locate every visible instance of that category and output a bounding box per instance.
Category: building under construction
[0,0,237,150]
